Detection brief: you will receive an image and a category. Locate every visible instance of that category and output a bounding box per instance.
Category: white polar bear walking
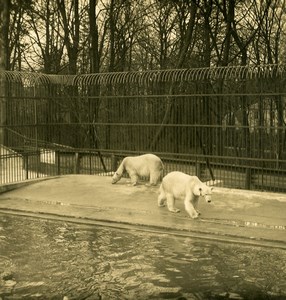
[111,154,164,186]
[158,171,212,219]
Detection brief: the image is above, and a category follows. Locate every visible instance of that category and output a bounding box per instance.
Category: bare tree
[24,0,64,72]
[57,0,80,74]
[252,0,286,64]
[89,0,99,73]
[9,1,32,70]
[0,0,9,145]
[105,0,144,72]
[0,0,10,70]
[252,0,286,166]
[1,0,283,73]
[149,0,199,151]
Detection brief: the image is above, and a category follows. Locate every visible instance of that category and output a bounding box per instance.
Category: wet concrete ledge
[0,175,285,249]
[0,176,59,194]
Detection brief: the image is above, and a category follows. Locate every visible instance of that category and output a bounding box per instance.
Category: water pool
[0,213,285,300]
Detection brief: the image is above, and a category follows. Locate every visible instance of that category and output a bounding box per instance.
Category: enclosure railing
[1,64,286,192]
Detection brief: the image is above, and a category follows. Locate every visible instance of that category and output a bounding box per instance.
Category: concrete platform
[0,175,285,248]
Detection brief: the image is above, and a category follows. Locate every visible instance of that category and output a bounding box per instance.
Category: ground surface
[0,175,285,248]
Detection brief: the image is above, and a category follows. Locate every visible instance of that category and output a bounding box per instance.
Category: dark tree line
[1,0,286,73]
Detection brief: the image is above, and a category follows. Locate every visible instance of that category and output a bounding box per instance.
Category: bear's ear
[193,186,202,196]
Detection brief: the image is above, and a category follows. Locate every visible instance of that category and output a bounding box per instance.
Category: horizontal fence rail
[1,64,286,192]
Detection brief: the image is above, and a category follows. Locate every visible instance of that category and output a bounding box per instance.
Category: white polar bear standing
[111,153,164,186]
[158,171,212,219]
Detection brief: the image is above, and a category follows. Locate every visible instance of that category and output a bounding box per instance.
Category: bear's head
[194,184,213,203]
[111,172,123,184]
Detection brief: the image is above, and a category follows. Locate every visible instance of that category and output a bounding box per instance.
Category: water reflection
[0,214,285,300]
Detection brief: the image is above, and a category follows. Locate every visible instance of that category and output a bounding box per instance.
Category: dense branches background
[1,0,286,73]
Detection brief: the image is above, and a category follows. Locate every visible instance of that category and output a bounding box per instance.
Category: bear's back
[140,154,163,165]
[123,154,162,176]
[125,154,162,168]
[163,171,197,183]
[162,171,193,197]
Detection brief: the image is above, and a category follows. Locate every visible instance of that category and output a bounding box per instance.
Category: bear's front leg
[193,197,201,215]
[184,198,199,219]
[129,173,139,186]
[166,195,180,213]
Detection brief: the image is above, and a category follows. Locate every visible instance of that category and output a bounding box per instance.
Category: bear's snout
[205,195,212,203]
[111,177,118,184]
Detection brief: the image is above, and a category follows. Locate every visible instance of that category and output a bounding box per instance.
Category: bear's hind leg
[167,195,180,213]
[149,171,161,186]
[184,198,199,219]
[158,190,166,207]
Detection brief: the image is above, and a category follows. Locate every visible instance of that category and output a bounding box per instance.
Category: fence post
[74,152,80,174]
[24,154,29,180]
[196,161,202,178]
[245,168,252,189]
[111,154,118,172]
[56,151,60,175]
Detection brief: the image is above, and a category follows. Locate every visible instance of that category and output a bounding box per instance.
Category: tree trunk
[88,0,101,148]
[0,0,9,70]
[0,0,10,145]
[89,0,100,74]
[57,0,79,74]
[149,1,197,151]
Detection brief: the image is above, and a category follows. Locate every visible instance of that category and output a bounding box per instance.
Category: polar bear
[111,154,164,186]
[158,171,212,219]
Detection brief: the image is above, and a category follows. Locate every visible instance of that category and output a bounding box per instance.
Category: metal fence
[1,65,286,192]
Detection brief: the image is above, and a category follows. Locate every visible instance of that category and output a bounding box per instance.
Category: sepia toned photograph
[0,0,285,299]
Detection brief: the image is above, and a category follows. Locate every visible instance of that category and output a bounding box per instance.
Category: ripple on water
[0,214,285,299]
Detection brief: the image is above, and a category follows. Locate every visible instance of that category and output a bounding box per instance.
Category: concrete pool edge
[0,174,285,249]
[0,207,286,250]
[0,176,60,194]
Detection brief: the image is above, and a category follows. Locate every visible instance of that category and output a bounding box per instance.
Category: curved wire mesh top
[0,71,50,85]
[1,64,285,86]
[73,64,286,86]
